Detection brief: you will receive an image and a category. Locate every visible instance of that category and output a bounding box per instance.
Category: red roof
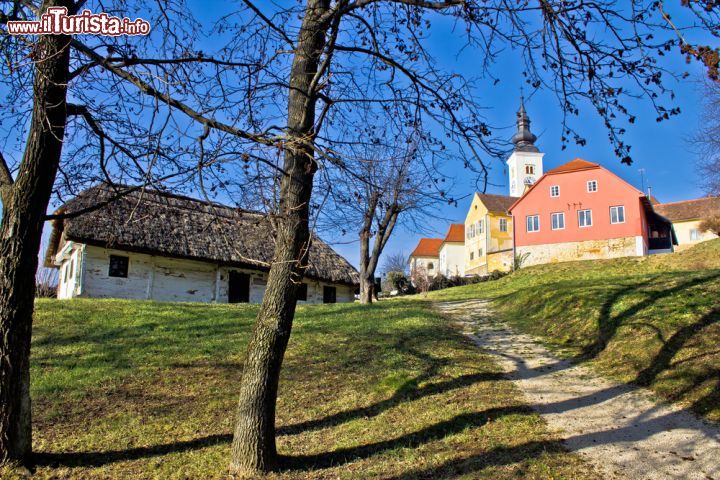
[545,158,600,175]
[410,238,443,258]
[443,224,465,243]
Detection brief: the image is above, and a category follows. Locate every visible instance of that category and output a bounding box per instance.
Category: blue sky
[10,1,710,272]
[325,11,711,271]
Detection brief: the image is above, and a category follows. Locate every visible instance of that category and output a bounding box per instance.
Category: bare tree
[410,263,430,296]
[2,0,717,475]
[694,80,720,195]
[382,251,409,276]
[0,0,213,464]
[321,127,445,304]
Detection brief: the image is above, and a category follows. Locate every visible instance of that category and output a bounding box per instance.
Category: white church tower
[507,97,544,197]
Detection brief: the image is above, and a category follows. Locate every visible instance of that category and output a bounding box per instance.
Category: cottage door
[228,271,250,303]
[323,286,336,304]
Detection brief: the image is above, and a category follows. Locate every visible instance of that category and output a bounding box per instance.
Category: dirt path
[435,299,720,480]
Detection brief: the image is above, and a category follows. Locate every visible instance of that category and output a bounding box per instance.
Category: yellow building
[464,193,515,275]
[654,197,720,251]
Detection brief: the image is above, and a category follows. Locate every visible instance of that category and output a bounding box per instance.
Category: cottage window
[551,212,565,230]
[690,229,701,241]
[610,205,625,224]
[550,185,560,197]
[427,262,434,270]
[108,255,129,278]
[578,209,593,227]
[297,283,308,301]
[587,180,598,193]
[499,218,508,232]
[526,215,540,233]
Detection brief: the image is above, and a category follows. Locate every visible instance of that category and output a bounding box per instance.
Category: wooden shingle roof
[45,184,359,286]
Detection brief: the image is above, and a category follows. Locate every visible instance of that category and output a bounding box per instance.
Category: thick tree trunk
[0,1,71,465]
[229,0,329,474]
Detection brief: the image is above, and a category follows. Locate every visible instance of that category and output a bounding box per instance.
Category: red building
[509,159,675,266]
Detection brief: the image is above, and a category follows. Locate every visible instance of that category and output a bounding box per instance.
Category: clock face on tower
[524,176,535,186]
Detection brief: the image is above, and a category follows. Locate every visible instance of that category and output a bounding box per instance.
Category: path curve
[435,299,720,480]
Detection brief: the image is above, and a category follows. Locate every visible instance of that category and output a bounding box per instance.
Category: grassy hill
[429,239,720,422]
[7,298,598,479]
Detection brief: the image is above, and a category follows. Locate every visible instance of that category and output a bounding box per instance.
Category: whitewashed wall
[55,243,355,304]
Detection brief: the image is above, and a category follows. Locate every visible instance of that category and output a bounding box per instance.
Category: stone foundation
[517,236,643,267]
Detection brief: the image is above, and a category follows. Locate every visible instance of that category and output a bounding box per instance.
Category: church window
[525,165,535,175]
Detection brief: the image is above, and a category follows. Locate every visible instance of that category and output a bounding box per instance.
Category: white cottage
[45,185,359,304]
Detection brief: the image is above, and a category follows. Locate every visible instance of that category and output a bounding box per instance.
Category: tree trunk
[0,0,72,465]
[229,0,329,474]
[358,230,374,304]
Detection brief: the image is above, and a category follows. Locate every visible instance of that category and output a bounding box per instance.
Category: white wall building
[46,185,359,304]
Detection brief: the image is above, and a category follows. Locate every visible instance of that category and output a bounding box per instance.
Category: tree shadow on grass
[33,433,232,468]
[581,272,720,359]
[279,405,532,471]
[279,337,504,436]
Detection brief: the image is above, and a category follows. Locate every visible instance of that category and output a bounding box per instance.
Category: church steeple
[511,96,539,153]
[506,96,544,197]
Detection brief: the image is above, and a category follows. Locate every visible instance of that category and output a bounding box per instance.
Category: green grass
[428,239,720,422]
[5,298,598,479]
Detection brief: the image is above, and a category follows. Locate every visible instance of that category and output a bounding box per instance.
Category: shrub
[699,215,720,236]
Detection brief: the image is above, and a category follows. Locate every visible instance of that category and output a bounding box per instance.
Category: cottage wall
[672,220,719,251]
[56,243,355,304]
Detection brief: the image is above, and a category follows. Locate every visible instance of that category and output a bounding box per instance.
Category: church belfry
[507,96,544,197]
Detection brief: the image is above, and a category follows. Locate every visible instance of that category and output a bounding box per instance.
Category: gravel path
[435,299,720,480]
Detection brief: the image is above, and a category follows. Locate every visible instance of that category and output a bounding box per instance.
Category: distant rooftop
[654,196,720,222]
[545,158,600,175]
[409,238,443,258]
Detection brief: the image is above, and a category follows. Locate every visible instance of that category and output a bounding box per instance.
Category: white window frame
[690,229,701,241]
[610,205,625,224]
[587,180,598,193]
[499,218,508,232]
[527,215,540,233]
[550,185,560,197]
[578,209,593,227]
[551,212,565,230]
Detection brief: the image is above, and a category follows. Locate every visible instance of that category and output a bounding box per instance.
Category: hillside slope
[429,239,720,422]
[7,299,597,479]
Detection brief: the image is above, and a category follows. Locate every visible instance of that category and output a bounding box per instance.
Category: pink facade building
[509,159,675,266]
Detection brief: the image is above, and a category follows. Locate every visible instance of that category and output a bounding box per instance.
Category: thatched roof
[45,184,359,286]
